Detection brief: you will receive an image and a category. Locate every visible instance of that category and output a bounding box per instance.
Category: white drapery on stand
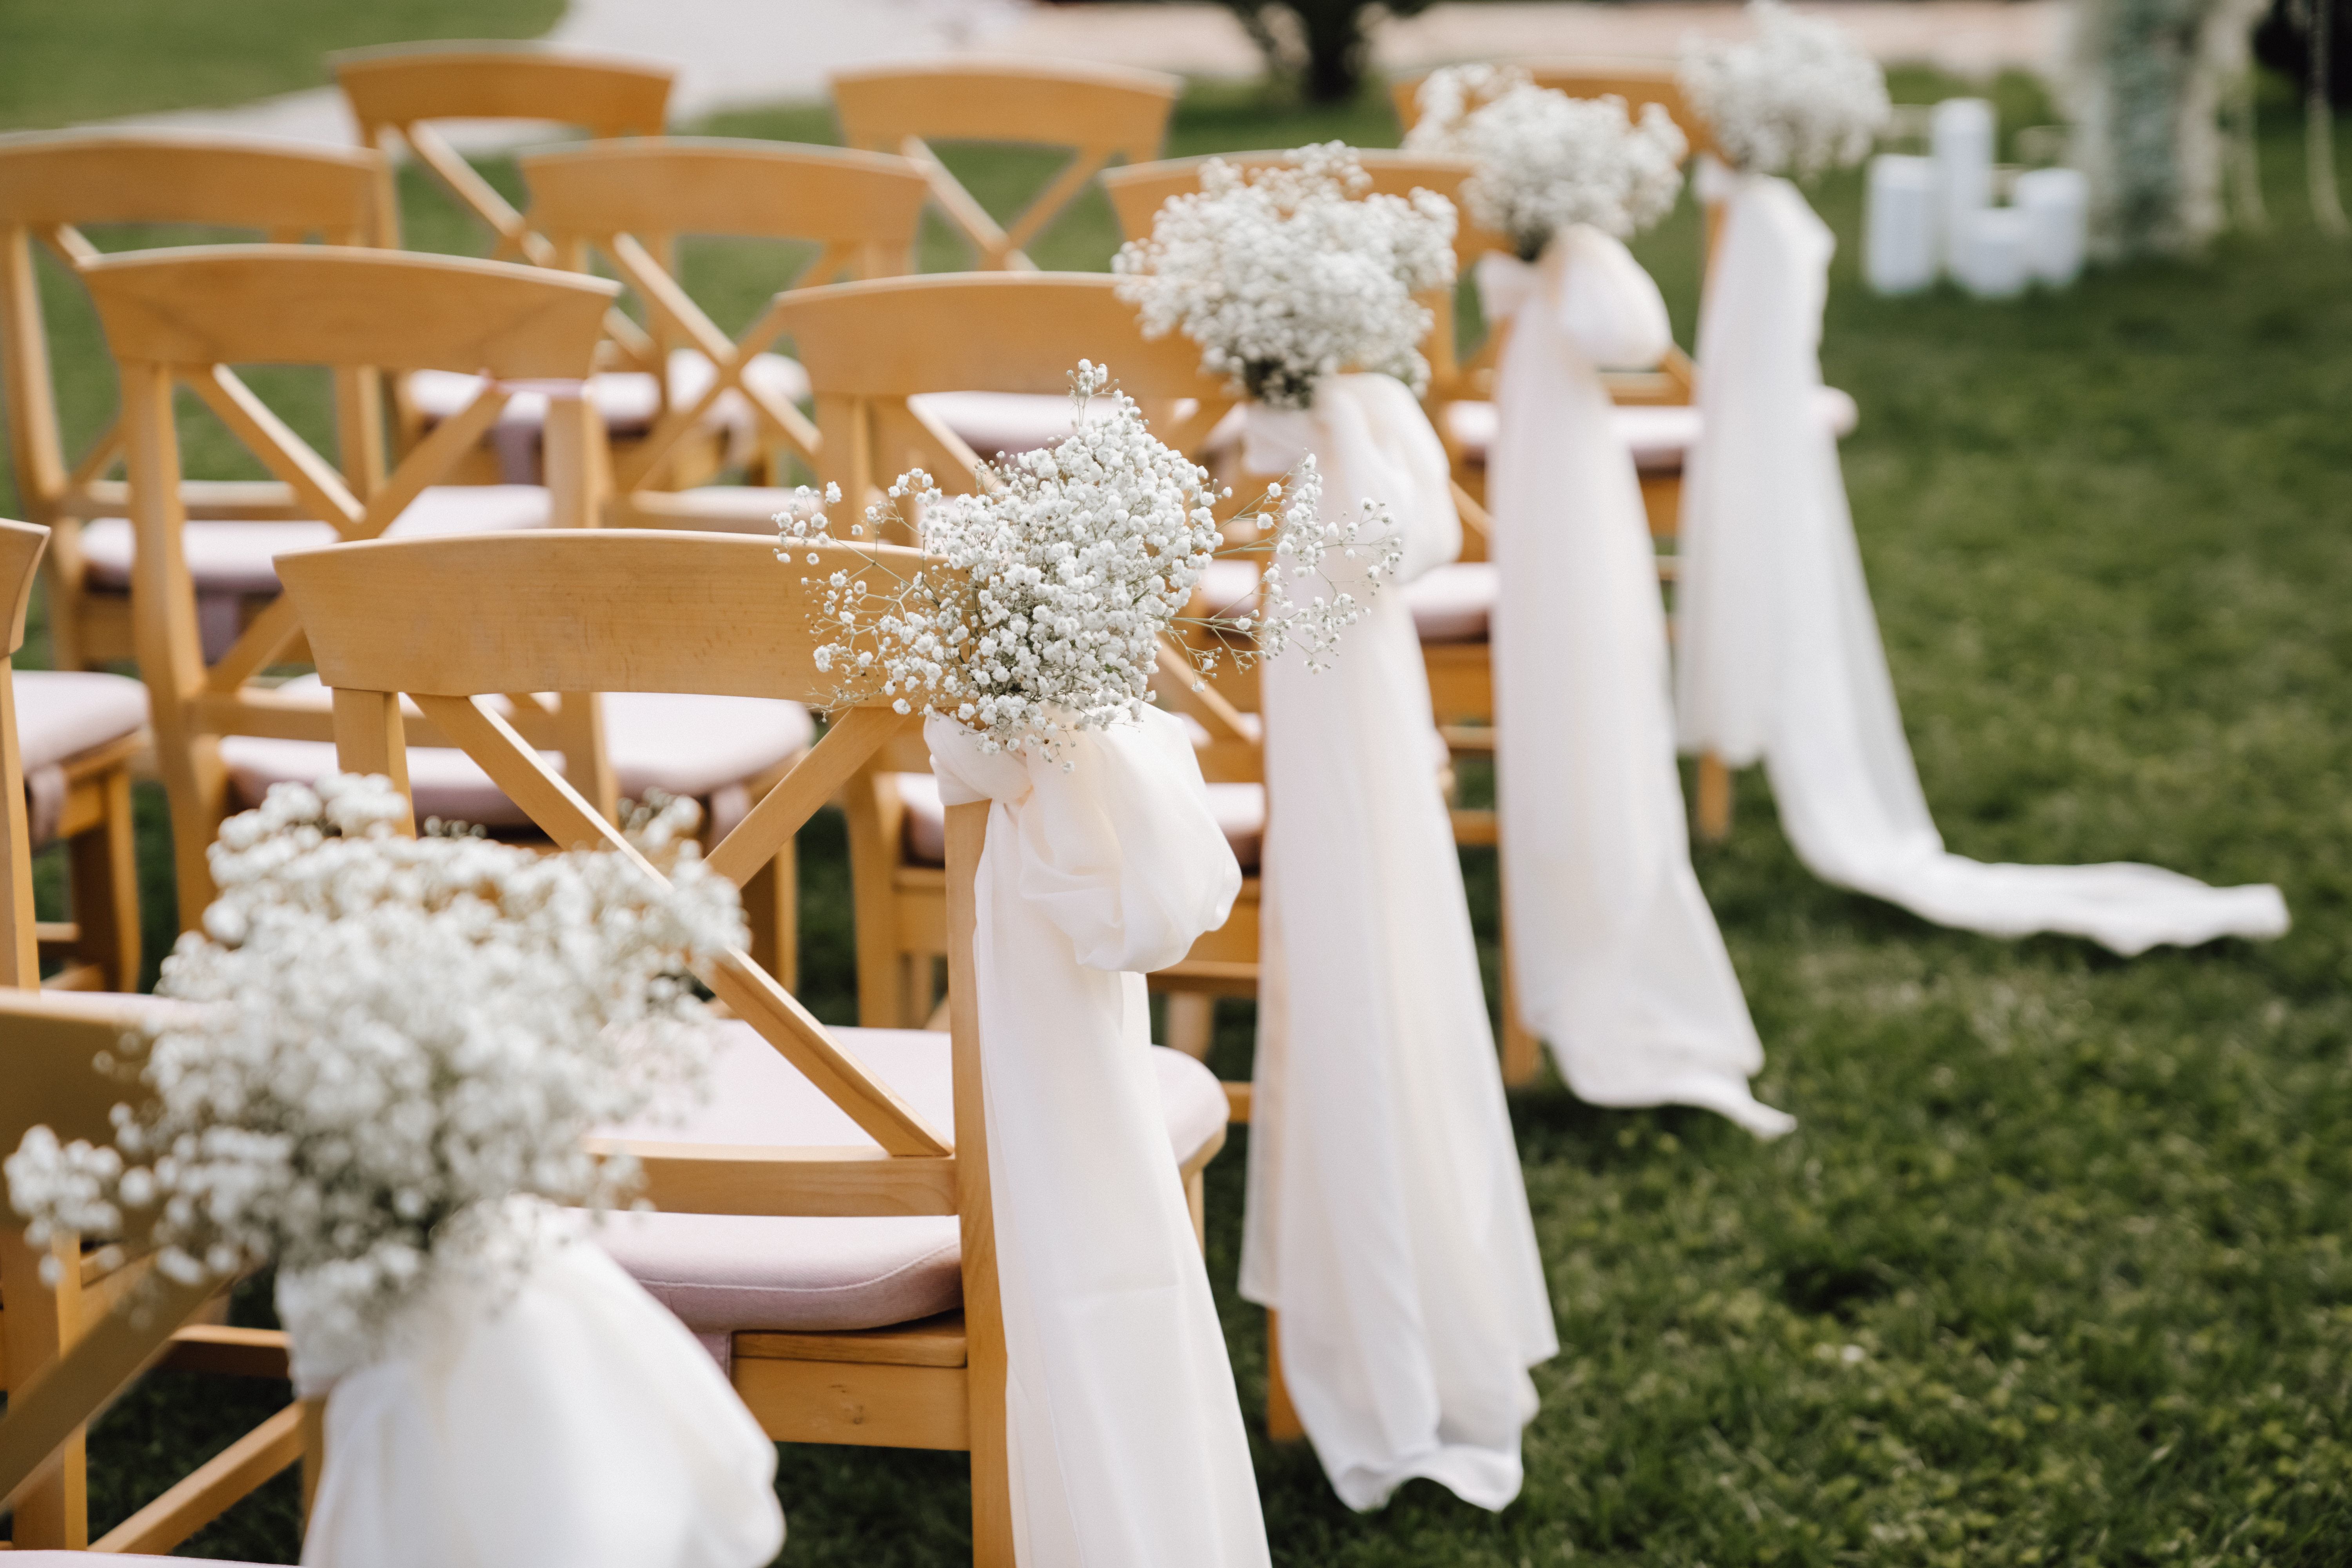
[301,1211,786,1568]
[1675,174,2289,955]
[927,709,1270,1568]
[1240,374,1556,1512]
[1478,230,1793,1140]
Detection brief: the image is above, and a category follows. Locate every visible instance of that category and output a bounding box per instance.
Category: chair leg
[300,1397,327,1525]
[154,731,229,935]
[2,1228,89,1548]
[1163,992,1214,1062]
[1694,751,1733,843]
[65,764,140,992]
[1264,1308,1304,1442]
[743,841,797,996]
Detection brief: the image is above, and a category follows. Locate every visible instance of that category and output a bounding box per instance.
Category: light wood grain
[587,1141,958,1217]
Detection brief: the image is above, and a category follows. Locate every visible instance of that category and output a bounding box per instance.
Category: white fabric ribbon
[1676,175,2289,954]
[1478,231,1793,1139]
[1237,374,1555,1512]
[302,1220,785,1568]
[926,708,1269,1568]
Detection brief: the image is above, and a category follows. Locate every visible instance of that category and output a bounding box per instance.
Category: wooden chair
[519,137,932,530]
[270,526,1232,1562]
[80,247,810,981]
[770,272,1254,1055]
[0,520,302,1555]
[0,131,386,674]
[333,44,706,488]
[831,59,1180,272]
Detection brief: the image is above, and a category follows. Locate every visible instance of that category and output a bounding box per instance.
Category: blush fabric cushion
[11,670,147,770]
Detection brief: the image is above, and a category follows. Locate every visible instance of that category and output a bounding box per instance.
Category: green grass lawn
[7,66,2352,1568]
[0,0,562,131]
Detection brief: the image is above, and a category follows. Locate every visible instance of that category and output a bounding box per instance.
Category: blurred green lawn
[5,62,2352,1568]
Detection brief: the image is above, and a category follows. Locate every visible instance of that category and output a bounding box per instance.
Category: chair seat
[894,769,1265,872]
[910,391,1230,464]
[220,682,813,829]
[409,349,810,434]
[11,670,147,771]
[1442,387,1860,471]
[1196,555,1495,646]
[76,485,552,596]
[594,1022,1229,1337]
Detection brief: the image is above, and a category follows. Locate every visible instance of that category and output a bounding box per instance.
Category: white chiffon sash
[1478,232,1793,1140]
[926,709,1269,1568]
[1238,374,1555,1512]
[1675,176,2289,955]
[303,1220,785,1568]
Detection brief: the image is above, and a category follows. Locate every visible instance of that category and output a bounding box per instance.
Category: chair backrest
[771,271,1231,512]
[1390,57,1718,161]
[0,133,389,667]
[2,517,45,987]
[521,138,934,497]
[81,245,619,927]
[335,43,674,262]
[831,58,1180,272]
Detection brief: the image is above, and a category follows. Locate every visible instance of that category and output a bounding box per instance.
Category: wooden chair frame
[81,245,621,932]
[1,523,303,1553]
[769,272,1254,1044]
[0,131,388,673]
[273,527,1024,1559]
[520,138,933,529]
[831,59,1180,272]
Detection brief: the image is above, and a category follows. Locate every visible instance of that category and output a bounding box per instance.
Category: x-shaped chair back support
[0,133,389,667]
[771,271,1233,525]
[521,138,933,490]
[832,59,1180,272]
[1,518,46,985]
[81,246,620,926]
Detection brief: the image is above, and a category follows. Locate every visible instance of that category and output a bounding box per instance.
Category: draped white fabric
[1238,375,1556,1512]
[1478,231,1793,1140]
[925,709,1270,1568]
[1675,175,2290,955]
[303,1222,785,1568]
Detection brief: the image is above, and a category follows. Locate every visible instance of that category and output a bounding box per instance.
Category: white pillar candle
[2013,166,2089,287]
[1952,207,2033,298]
[1930,98,1996,274]
[1865,154,1940,294]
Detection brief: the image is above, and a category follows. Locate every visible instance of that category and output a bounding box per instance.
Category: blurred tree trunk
[1219,0,1433,103]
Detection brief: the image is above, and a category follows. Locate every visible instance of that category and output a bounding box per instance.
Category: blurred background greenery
[3,22,2350,1567]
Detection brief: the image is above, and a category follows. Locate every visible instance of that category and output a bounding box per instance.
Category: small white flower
[1678,1,1889,179]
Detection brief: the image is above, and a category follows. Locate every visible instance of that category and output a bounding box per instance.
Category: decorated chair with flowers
[831,58,1181,273]
[266,525,1247,1563]
[0,518,306,1556]
[766,272,1259,1059]
[78,247,812,980]
[517,137,933,530]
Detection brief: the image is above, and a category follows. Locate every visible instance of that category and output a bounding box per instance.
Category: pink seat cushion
[594,1022,1228,1335]
[408,350,809,434]
[1442,387,1859,471]
[1402,561,1496,644]
[10,670,147,770]
[76,485,551,596]
[909,392,1220,464]
[893,769,1265,872]
[220,683,813,828]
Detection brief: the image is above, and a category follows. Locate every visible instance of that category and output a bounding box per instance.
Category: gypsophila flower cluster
[1679,1,1890,179]
[1112,143,1457,409]
[1405,65,1689,258]
[776,363,1401,759]
[5,774,744,1380]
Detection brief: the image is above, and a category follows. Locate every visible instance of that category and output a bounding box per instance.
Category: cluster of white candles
[1865,98,2088,298]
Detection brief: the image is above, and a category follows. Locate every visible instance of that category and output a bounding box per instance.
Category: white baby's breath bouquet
[5,775,744,1382]
[1679,1,1890,179]
[1405,65,1690,258]
[1112,143,1457,410]
[778,362,1399,760]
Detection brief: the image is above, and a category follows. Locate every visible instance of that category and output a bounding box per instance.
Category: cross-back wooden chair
[831,58,1180,272]
[269,526,1230,1564]
[520,138,933,531]
[771,272,1259,1056]
[0,131,388,674]
[1,521,303,1556]
[78,252,814,987]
